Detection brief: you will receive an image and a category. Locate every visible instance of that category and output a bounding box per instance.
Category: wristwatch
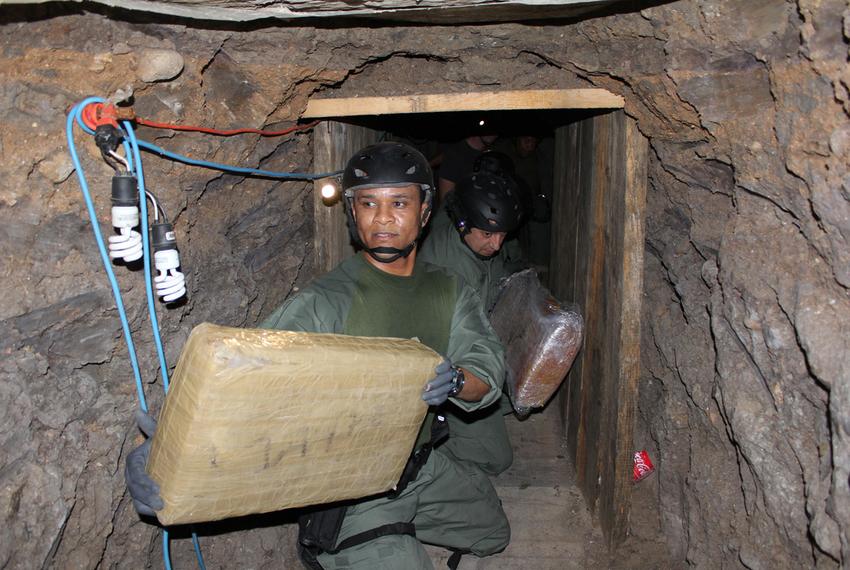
[448,366,465,397]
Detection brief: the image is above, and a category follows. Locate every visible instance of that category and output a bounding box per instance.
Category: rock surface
[3,0,618,23]
[136,48,184,83]
[0,1,847,568]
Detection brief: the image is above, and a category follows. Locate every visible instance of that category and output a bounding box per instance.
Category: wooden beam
[604,115,648,544]
[302,89,624,118]
[550,110,647,547]
[312,122,381,273]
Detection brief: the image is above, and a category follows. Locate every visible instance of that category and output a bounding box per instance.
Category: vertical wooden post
[550,110,648,545]
[605,116,648,542]
[313,122,382,274]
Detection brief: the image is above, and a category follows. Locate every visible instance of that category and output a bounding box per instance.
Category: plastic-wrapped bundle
[489,269,584,415]
[146,323,441,525]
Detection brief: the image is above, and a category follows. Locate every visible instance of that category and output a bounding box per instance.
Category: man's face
[517,136,538,156]
[352,184,427,260]
[463,227,507,258]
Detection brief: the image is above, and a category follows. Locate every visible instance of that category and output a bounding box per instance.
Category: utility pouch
[388,413,449,499]
[296,415,449,569]
[297,505,347,570]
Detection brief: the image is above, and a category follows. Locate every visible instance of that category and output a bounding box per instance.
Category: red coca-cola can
[633,450,655,482]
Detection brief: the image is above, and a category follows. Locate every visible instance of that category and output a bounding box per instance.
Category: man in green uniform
[126,142,510,569]
[422,163,525,313]
[419,164,525,477]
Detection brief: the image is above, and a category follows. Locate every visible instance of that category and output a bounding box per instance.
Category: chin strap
[365,242,417,264]
[365,213,431,264]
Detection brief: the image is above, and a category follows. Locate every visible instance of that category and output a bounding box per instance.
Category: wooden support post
[312,121,381,274]
[550,110,648,546]
[605,116,648,542]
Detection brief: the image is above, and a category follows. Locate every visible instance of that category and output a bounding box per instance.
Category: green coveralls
[420,208,524,313]
[418,207,524,476]
[261,253,510,569]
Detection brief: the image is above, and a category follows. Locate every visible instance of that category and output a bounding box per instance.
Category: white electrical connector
[108,175,143,262]
[151,222,186,302]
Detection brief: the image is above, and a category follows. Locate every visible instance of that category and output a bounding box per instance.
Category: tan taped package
[489,269,584,415]
[146,323,441,526]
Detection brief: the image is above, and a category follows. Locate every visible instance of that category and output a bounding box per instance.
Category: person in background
[437,133,498,202]
[419,162,526,477]
[496,134,553,270]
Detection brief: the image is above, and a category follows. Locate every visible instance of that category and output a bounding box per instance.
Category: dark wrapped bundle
[490,269,584,415]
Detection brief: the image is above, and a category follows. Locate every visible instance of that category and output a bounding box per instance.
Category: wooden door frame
[550,110,648,544]
[307,90,646,547]
[312,121,382,274]
[309,88,625,274]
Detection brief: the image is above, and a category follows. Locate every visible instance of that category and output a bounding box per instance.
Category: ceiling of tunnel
[7,0,626,24]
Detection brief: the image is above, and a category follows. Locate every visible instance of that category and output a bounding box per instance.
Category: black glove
[422,359,456,406]
[125,409,164,517]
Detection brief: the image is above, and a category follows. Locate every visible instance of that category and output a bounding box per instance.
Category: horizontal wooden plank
[302,89,624,118]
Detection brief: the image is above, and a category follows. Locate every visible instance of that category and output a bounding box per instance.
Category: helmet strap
[365,243,416,264]
[363,214,430,264]
[346,189,431,264]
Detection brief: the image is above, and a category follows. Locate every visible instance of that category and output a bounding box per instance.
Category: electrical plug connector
[80,101,136,130]
[94,124,123,155]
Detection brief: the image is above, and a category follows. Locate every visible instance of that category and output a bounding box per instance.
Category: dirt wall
[0,0,847,567]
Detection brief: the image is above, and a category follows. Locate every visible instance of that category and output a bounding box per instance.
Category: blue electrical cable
[134,138,342,180]
[163,532,173,570]
[125,121,207,570]
[68,99,206,570]
[191,534,205,568]
[66,98,149,414]
[123,124,171,392]
[126,122,179,570]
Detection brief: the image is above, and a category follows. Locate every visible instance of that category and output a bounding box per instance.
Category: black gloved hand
[422,359,455,406]
[125,409,164,517]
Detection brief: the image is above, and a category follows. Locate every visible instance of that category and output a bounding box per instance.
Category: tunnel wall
[1,1,847,567]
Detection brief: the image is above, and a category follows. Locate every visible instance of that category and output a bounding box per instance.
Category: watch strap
[448,366,465,397]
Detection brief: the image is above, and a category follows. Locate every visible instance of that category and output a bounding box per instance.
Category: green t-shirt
[343,257,455,354]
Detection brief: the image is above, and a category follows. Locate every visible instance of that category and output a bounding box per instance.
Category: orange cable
[134,117,321,137]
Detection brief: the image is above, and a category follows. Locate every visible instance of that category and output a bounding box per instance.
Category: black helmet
[342,141,433,195]
[447,171,524,234]
[341,141,434,263]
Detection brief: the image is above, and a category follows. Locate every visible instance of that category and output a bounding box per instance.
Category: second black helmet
[448,171,524,234]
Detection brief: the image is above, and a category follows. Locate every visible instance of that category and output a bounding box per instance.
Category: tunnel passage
[4,3,847,568]
[303,90,648,545]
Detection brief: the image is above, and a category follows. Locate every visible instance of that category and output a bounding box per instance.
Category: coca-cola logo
[633,450,655,482]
